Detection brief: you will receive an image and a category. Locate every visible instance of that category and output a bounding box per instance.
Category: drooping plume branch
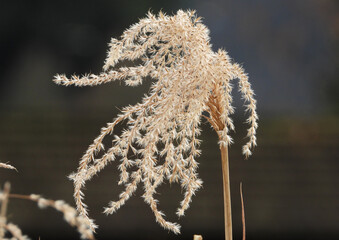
[0,162,17,171]
[0,183,95,240]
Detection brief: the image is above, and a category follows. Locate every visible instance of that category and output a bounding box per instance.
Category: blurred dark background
[0,0,338,239]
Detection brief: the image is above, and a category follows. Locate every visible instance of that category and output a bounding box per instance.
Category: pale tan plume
[54,10,258,234]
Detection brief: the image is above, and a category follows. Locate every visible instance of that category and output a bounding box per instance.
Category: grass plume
[54,10,258,236]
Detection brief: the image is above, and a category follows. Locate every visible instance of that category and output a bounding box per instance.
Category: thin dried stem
[240,182,246,240]
[207,83,233,240]
[220,143,232,240]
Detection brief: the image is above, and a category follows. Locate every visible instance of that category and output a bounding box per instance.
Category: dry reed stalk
[206,84,234,240]
[240,183,246,240]
[220,145,232,240]
[54,10,258,238]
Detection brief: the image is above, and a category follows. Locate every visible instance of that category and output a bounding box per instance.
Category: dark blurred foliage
[0,0,338,240]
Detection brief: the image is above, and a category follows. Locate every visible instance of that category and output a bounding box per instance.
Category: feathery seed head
[54,9,258,234]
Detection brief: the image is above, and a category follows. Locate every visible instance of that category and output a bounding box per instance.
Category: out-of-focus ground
[0,0,338,239]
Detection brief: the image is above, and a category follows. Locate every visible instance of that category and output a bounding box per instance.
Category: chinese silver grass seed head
[54,10,258,234]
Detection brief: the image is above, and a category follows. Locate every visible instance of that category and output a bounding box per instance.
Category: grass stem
[220,145,232,240]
